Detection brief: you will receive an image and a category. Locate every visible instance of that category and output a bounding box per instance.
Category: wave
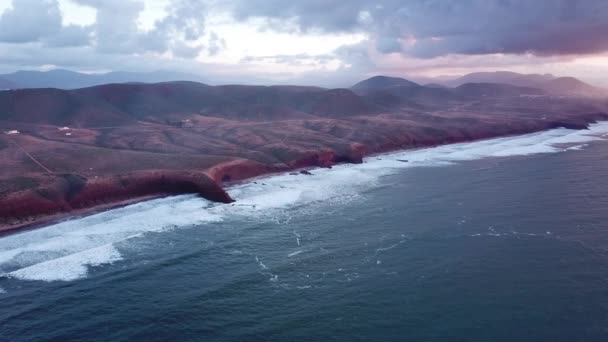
[1,121,607,282]
[0,196,222,281]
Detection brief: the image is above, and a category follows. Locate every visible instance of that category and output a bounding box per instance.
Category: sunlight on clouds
[58,0,96,26]
[0,0,607,87]
[0,0,10,13]
[57,0,172,31]
[202,16,365,67]
[571,55,608,67]
[137,0,171,31]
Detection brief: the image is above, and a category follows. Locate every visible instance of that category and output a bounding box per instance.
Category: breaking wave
[1,122,607,282]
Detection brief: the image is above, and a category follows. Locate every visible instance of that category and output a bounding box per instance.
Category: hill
[543,77,606,97]
[351,76,419,94]
[453,83,544,98]
[447,71,606,97]
[0,77,16,89]
[447,71,555,88]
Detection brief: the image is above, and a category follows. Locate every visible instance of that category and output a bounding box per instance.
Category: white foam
[8,244,122,282]
[293,231,301,246]
[255,256,268,270]
[1,121,607,282]
[214,121,608,220]
[288,250,303,257]
[0,196,222,282]
[0,286,5,294]
[566,144,588,151]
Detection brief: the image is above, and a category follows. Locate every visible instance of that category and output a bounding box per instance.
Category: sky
[0,0,608,87]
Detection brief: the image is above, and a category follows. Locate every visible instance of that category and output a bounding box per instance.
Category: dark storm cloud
[225,0,608,58]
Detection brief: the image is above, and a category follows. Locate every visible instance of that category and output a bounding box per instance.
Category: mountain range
[0,69,205,90]
[365,72,606,98]
[442,71,606,97]
[1,69,606,99]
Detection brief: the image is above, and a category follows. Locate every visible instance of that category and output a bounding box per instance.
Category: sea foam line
[0,122,607,282]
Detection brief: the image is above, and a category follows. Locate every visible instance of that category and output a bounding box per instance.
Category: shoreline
[0,195,166,237]
[0,119,606,236]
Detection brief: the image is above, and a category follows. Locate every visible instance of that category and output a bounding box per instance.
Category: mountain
[351,76,462,107]
[0,82,375,126]
[409,75,459,86]
[0,77,587,130]
[424,83,449,89]
[0,69,205,90]
[349,76,544,109]
[0,77,16,90]
[453,83,545,98]
[447,71,555,88]
[446,71,606,97]
[543,77,606,97]
[351,76,419,94]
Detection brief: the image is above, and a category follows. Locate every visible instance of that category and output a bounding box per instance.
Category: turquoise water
[2,124,608,341]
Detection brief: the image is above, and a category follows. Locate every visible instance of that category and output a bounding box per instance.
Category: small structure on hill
[5,130,20,135]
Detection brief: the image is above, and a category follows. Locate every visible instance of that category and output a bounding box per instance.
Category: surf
[1,121,607,282]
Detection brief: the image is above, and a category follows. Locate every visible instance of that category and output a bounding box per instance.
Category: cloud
[227,0,368,33]
[225,0,608,58]
[171,41,204,59]
[44,24,92,47]
[0,0,91,48]
[156,0,207,42]
[73,0,209,57]
[207,32,226,56]
[74,0,144,54]
[375,36,401,54]
[0,0,63,43]
[1,0,608,88]
[241,53,335,66]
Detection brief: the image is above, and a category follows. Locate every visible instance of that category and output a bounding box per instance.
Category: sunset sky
[0,0,607,87]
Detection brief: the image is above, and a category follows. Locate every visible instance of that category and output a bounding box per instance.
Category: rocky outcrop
[0,171,232,232]
[205,159,287,184]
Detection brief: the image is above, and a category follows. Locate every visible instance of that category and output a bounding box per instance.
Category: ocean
[1,122,608,341]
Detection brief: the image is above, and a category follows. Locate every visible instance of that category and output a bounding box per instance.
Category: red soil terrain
[1,76,607,233]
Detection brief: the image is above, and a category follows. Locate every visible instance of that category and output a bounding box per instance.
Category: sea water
[1,123,608,341]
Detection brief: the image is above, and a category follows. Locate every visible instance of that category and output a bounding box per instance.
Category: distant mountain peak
[447,71,555,88]
[351,75,419,94]
[543,77,606,97]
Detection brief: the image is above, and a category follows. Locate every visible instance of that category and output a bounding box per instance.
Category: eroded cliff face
[0,171,232,230]
[205,160,287,184]
[1,80,607,233]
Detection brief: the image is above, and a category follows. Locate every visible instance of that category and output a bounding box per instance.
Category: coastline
[0,195,166,237]
[1,118,606,236]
